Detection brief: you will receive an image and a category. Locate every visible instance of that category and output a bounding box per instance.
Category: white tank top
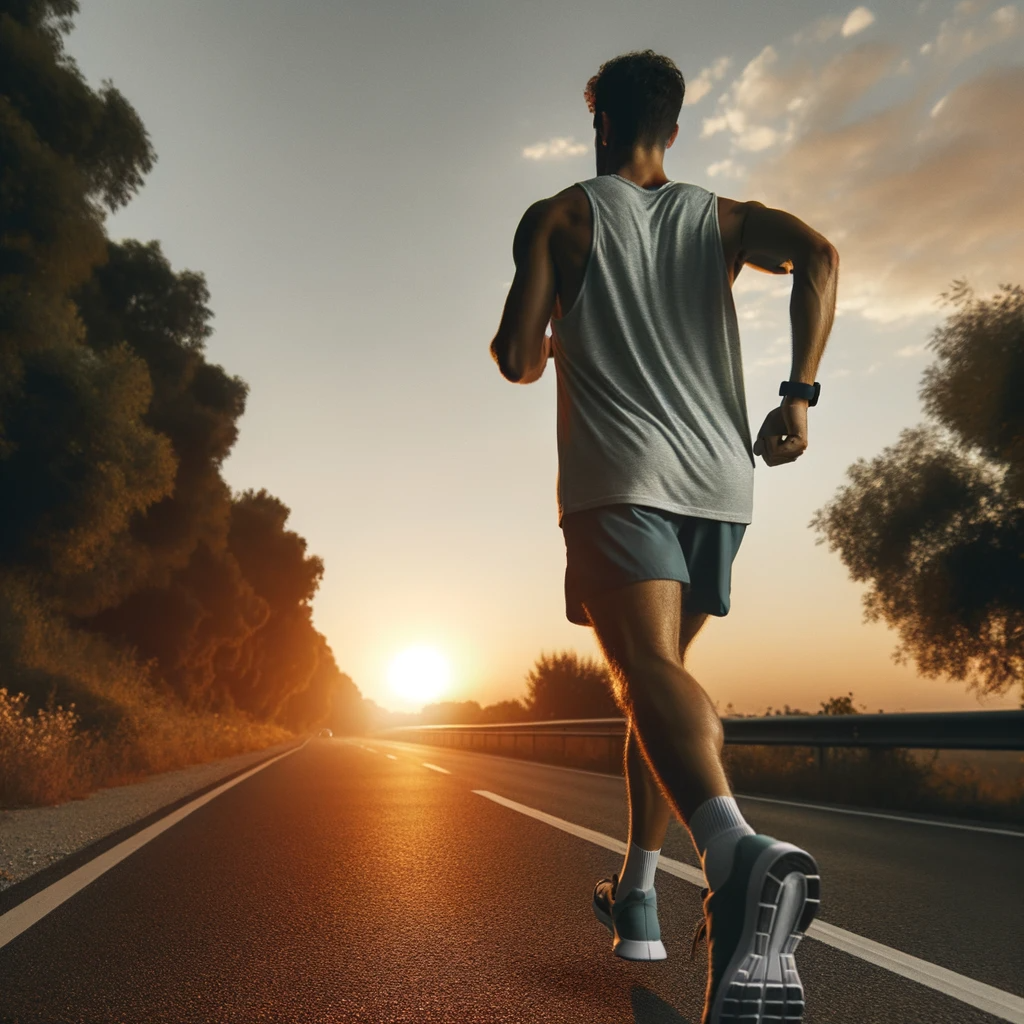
[550,174,754,525]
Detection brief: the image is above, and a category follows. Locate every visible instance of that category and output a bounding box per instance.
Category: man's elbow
[795,240,839,283]
[811,239,839,276]
[490,334,533,383]
[818,240,839,274]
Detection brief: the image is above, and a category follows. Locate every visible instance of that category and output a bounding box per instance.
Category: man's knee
[621,655,724,745]
[617,650,686,697]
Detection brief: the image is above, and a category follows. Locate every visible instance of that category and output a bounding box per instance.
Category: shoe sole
[592,896,668,961]
[707,843,820,1023]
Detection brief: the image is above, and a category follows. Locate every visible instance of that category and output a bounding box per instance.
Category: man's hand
[752,399,809,466]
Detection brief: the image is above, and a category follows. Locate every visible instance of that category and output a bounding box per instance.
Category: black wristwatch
[779,380,820,406]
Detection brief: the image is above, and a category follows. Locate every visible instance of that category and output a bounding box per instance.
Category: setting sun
[387,646,452,704]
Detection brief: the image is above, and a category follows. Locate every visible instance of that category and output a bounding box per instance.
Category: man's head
[584,50,684,157]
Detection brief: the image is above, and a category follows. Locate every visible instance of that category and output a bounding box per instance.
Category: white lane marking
[473,789,1024,1024]
[421,763,450,774]
[385,754,398,761]
[809,920,1024,1021]
[363,746,378,753]
[736,794,1024,838]
[0,743,306,952]
[393,742,1022,838]
[473,789,703,886]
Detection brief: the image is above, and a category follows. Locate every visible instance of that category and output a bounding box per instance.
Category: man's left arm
[489,199,557,384]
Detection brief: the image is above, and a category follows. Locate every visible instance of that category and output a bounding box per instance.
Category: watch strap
[779,380,820,406]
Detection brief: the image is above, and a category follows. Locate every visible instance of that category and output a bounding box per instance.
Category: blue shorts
[561,504,747,626]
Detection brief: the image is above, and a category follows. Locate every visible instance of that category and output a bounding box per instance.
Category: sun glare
[387,646,451,704]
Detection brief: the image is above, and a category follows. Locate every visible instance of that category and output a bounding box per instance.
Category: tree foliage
[0,3,363,736]
[812,283,1024,700]
[525,651,619,720]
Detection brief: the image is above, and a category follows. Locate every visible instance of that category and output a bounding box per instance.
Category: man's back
[549,174,754,526]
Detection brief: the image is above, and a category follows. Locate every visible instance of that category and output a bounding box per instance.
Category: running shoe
[691,834,820,1023]
[592,870,668,961]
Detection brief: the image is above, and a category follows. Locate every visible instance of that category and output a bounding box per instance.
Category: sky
[65,0,1023,715]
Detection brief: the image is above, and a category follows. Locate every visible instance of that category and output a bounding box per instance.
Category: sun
[387,646,452,704]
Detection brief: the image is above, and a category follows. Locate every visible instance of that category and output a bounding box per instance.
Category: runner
[489,49,839,1023]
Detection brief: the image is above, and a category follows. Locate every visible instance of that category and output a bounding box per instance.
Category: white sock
[616,842,660,897]
[688,796,755,892]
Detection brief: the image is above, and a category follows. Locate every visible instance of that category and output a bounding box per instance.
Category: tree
[479,699,530,723]
[0,4,365,737]
[811,283,1024,701]
[524,651,619,720]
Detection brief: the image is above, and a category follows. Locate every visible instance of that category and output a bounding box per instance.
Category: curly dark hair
[584,50,685,150]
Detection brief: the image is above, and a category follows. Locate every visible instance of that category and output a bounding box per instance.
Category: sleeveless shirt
[550,174,754,525]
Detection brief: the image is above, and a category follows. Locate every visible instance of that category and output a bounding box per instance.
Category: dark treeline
[368,651,620,730]
[390,661,879,731]
[0,1,364,735]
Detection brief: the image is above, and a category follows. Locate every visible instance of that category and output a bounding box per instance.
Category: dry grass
[722,744,1024,823]
[0,687,292,809]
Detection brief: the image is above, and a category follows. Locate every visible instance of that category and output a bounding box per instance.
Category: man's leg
[585,579,731,824]
[587,578,820,1024]
[615,606,710,893]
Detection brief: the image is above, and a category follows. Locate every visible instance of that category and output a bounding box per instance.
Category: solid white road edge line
[0,743,306,952]
[421,763,451,774]
[735,794,1024,838]
[473,789,1024,1024]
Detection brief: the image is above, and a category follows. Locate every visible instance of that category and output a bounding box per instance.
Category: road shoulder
[0,741,299,899]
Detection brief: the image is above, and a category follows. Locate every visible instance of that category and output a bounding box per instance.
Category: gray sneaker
[592,871,668,961]
[690,834,820,1023]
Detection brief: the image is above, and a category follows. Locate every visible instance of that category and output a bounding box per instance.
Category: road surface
[0,738,1020,1023]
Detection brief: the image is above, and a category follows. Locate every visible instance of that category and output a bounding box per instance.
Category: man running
[489,50,839,1024]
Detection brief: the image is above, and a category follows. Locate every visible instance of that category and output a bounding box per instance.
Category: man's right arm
[720,198,840,467]
[738,201,839,394]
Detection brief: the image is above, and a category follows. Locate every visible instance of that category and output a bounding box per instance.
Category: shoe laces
[690,887,710,961]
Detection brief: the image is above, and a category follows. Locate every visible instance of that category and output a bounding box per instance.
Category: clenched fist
[752,399,809,467]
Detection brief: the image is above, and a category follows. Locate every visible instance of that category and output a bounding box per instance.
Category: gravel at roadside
[0,741,299,891]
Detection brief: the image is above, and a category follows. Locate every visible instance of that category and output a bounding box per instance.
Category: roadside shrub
[0,688,92,806]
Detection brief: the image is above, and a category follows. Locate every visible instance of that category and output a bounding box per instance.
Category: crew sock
[688,795,755,892]
[616,842,660,898]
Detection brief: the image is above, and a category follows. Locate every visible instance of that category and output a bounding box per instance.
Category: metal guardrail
[376,710,1024,751]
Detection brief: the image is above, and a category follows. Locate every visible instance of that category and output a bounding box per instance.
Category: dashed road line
[421,763,450,774]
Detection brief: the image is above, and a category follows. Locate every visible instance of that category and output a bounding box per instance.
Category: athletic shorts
[561,504,747,626]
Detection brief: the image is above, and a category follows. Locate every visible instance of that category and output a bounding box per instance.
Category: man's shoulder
[519,185,590,234]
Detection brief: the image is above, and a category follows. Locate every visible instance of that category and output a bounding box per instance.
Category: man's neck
[598,146,669,189]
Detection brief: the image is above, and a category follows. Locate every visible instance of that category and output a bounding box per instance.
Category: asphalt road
[0,738,1021,1024]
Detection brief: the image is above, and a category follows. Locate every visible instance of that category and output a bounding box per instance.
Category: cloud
[699,40,899,158]
[685,57,732,105]
[522,137,588,161]
[921,0,1021,63]
[707,158,746,178]
[697,1,1024,323]
[842,6,877,37]
[746,64,1024,322]
[897,343,928,357]
[792,17,843,45]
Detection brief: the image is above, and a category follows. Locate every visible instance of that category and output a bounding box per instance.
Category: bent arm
[489,200,557,384]
[739,201,840,388]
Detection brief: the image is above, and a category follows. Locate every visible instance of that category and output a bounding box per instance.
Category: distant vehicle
[317,728,333,738]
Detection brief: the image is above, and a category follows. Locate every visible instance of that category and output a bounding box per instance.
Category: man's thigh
[583,578,687,681]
